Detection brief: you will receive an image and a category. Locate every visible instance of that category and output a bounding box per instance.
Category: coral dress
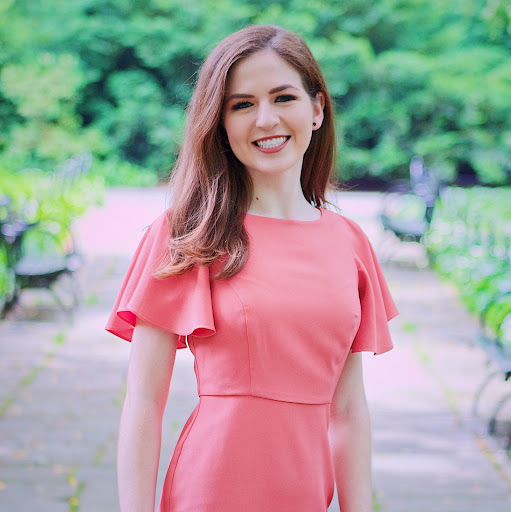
[106,207,398,512]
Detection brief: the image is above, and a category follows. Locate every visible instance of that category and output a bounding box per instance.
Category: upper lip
[252,135,290,143]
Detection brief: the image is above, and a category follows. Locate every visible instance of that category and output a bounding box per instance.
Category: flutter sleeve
[343,216,398,355]
[105,210,215,349]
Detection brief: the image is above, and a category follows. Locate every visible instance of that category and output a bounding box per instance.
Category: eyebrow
[225,84,299,102]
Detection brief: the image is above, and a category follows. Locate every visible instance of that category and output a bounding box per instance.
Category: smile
[253,136,290,149]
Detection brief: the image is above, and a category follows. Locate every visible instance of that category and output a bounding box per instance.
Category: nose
[255,102,279,129]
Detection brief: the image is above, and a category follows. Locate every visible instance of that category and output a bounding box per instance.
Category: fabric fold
[342,216,398,355]
[105,210,215,349]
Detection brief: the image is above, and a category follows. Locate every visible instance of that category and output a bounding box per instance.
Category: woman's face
[223,50,324,182]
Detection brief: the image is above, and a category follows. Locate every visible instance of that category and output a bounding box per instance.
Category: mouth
[253,136,290,150]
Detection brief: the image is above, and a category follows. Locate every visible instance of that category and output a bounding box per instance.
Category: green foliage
[91,156,159,187]
[0,245,11,308]
[0,163,105,247]
[0,51,108,167]
[426,187,511,348]
[1,53,84,119]
[0,0,510,184]
[0,159,105,306]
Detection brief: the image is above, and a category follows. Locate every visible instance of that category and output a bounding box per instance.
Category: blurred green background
[1,0,510,186]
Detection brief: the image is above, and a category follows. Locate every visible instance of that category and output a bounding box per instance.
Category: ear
[312,92,325,131]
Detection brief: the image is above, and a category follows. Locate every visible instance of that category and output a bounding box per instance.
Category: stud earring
[313,122,317,127]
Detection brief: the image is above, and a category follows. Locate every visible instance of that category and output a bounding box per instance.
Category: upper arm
[330,351,368,420]
[125,318,178,412]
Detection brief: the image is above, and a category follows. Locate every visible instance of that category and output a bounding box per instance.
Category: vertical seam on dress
[188,336,201,395]
[225,281,253,394]
[165,399,203,510]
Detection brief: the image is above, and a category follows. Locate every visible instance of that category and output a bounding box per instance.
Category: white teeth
[255,137,287,149]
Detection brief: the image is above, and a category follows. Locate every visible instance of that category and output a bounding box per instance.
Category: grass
[67,466,86,512]
[401,321,417,333]
[0,329,68,418]
[373,489,383,511]
[0,394,14,419]
[85,294,99,305]
[93,440,110,467]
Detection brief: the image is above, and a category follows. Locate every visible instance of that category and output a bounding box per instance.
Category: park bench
[379,156,442,264]
[426,185,511,452]
[0,152,91,318]
[418,183,511,452]
[0,195,31,316]
[472,289,511,452]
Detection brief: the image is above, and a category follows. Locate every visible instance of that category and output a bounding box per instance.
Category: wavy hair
[157,25,336,279]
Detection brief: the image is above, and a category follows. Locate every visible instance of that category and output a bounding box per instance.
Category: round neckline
[244,207,324,224]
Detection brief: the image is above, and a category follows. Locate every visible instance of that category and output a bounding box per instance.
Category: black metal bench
[0,152,91,318]
[379,156,442,264]
[472,289,511,452]
[0,195,30,316]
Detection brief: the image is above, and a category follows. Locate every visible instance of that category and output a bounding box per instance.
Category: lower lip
[253,138,290,154]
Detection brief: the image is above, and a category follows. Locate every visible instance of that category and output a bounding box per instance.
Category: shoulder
[130,208,172,263]
[142,208,172,243]
[147,208,172,232]
[322,208,372,253]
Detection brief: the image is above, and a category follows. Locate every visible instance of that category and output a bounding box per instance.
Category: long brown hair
[157,25,336,279]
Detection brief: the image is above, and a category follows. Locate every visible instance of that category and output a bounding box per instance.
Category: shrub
[426,187,511,347]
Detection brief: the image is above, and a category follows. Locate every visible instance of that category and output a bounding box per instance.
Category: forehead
[226,50,304,93]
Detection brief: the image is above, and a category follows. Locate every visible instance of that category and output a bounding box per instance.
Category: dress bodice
[106,208,397,405]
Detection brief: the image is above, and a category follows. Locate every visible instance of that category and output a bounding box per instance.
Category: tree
[0,0,510,184]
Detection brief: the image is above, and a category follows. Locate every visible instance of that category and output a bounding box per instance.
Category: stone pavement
[0,187,510,512]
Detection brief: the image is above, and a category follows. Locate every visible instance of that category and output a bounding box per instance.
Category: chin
[247,160,303,177]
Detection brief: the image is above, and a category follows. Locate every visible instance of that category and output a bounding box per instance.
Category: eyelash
[232,101,252,111]
[231,95,297,111]
[275,94,296,103]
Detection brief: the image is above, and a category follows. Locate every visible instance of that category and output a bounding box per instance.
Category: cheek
[291,108,313,131]
[224,118,241,145]
[223,121,247,161]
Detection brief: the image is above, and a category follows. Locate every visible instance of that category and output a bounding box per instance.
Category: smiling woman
[155,25,337,281]
[106,24,397,512]
[223,50,325,190]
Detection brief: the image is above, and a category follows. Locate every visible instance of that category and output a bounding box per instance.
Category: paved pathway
[0,187,510,511]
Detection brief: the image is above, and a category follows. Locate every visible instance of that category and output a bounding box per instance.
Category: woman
[106,24,397,512]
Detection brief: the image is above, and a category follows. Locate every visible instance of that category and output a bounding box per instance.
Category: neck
[247,168,319,220]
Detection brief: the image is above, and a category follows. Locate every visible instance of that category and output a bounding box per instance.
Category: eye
[275,94,296,103]
[231,101,253,111]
